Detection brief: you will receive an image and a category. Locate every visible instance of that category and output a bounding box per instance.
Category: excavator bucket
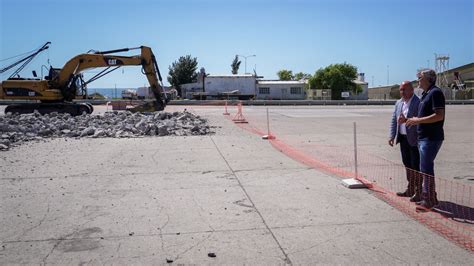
[127,100,165,112]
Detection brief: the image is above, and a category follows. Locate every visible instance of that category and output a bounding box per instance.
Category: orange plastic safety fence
[223,107,473,252]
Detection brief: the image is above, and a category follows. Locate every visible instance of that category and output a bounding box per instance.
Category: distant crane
[434,53,449,89]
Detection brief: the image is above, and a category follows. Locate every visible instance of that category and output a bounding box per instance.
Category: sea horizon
[88,88,130,99]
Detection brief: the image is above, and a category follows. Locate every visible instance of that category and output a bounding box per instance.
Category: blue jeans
[418,139,443,200]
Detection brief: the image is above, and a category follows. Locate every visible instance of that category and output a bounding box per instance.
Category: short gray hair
[418,68,437,85]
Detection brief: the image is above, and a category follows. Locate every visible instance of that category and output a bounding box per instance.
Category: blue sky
[1,0,473,88]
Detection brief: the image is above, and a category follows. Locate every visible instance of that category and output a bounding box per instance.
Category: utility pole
[237,54,256,74]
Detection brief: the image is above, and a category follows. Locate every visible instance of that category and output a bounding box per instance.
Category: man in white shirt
[389,81,421,201]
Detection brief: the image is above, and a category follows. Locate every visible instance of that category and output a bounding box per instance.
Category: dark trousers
[399,135,421,195]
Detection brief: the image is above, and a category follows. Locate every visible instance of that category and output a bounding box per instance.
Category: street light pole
[237,54,256,74]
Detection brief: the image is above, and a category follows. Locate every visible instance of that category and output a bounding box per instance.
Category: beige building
[368,84,398,100]
[368,62,474,100]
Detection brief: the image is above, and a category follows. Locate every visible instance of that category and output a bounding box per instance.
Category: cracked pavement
[0,105,473,264]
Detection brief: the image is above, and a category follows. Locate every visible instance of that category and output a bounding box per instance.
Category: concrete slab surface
[1,105,473,264]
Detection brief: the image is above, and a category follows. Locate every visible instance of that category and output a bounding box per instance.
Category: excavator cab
[44,67,60,81]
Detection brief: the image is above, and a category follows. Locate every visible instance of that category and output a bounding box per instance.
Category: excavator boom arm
[54,46,165,108]
[140,47,166,102]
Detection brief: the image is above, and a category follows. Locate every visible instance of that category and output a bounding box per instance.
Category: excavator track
[5,102,93,116]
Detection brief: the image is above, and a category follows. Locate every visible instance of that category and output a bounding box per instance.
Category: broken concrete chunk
[0,139,10,147]
[80,127,96,137]
[157,125,169,136]
[0,110,213,150]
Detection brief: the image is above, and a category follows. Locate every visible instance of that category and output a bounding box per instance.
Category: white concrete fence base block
[342,178,367,189]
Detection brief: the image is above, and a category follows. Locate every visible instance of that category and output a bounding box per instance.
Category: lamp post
[199,67,209,100]
[237,54,256,74]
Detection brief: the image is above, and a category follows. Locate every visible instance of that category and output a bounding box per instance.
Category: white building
[256,80,307,100]
[181,74,257,99]
[347,73,369,100]
[181,75,308,100]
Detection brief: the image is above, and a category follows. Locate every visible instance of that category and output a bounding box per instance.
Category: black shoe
[410,194,421,202]
[415,200,437,210]
[396,190,413,197]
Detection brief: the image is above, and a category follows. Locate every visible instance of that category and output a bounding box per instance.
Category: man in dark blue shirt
[406,69,445,210]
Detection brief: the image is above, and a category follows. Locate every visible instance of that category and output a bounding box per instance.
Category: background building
[181,74,257,100]
[181,75,307,100]
[256,80,307,100]
[368,62,474,100]
[349,73,369,100]
[307,73,368,100]
[307,89,331,100]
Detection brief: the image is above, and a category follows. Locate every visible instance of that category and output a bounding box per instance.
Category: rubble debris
[0,110,213,151]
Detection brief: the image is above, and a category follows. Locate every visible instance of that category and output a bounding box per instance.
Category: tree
[308,63,360,100]
[277,69,293,81]
[167,55,199,97]
[294,72,312,80]
[231,55,241,74]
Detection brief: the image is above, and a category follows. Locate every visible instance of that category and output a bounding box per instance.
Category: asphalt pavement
[1,105,473,264]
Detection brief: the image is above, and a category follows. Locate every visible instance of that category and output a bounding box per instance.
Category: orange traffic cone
[223,100,230,115]
[232,101,248,123]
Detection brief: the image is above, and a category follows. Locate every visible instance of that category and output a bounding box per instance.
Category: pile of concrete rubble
[0,110,213,150]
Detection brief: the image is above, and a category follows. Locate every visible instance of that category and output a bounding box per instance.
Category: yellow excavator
[0,43,167,115]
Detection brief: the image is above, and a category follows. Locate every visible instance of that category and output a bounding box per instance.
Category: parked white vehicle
[121,89,137,100]
[137,87,152,99]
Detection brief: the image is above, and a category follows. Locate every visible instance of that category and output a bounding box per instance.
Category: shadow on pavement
[434,201,474,224]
